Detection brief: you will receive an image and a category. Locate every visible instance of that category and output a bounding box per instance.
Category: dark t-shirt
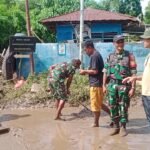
[89,50,104,87]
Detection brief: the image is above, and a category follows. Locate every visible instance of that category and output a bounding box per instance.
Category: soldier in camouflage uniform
[48,59,81,120]
[103,35,137,136]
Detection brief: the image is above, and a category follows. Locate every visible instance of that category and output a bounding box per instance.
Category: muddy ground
[0,72,149,150]
[0,102,150,150]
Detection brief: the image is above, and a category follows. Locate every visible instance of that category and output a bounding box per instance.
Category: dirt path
[0,104,150,150]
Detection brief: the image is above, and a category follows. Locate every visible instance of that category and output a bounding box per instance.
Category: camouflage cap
[140,28,150,39]
[113,35,124,42]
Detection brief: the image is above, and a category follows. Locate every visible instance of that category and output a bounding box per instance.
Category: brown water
[0,105,150,150]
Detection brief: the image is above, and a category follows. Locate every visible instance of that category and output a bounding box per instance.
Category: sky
[141,0,149,13]
[94,0,150,14]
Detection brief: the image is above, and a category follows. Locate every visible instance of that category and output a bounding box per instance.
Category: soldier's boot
[120,123,128,137]
[110,122,120,136]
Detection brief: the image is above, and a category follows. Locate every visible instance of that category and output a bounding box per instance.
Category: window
[103,32,117,42]
[91,32,118,42]
[91,33,103,39]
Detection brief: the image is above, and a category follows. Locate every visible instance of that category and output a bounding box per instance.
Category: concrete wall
[18,42,149,78]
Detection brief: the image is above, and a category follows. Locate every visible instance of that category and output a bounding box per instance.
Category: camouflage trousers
[107,82,130,125]
[48,78,67,101]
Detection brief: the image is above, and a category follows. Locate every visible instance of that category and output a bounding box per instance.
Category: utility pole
[79,0,84,68]
[25,0,34,74]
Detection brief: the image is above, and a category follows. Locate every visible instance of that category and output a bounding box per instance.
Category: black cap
[113,35,124,42]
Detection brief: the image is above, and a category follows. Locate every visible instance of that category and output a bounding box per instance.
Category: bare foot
[91,123,99,127]
[54,117,65,121]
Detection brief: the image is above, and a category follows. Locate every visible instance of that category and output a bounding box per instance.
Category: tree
[29,0,102,42]
[0,0,143,50]
[144,1,150,24]
[119,0,142,17]
[97,0,142,17]
[97,0,120,12]
[0,0,103,49]
[0,0,26,51]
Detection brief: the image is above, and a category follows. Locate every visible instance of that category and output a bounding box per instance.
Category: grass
[1,72,90,105]
[1,72,141,107]
[68,73,89,105]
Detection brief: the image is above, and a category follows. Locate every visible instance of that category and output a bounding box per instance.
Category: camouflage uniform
[48,62,76,101]
[103,50,137,126]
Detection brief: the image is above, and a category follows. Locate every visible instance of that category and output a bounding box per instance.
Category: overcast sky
[141,0,149,13]
[94,0,150,14]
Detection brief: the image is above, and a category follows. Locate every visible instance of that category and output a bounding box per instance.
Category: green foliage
[144,1,150,24]
[3,72,49,101]
[0,0,103,49]
[2,72,90,106]
[0,1,26,51]
[98,0,142,17]
[119,0,142,17]
[1,72,142,108]
[27,72,48,88]
[68,73,89,105]
[126,35,141,42]
[98,0,120,11]
[0,0,143,50]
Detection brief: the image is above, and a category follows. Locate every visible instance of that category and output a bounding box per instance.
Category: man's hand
[128,88,135,98]
[79,69,86,75]
[122,76,136,84]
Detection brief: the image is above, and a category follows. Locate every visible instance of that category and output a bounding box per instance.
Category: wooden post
[25,0,34,75]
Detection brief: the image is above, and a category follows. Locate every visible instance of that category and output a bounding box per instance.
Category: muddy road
[0,105,150,150]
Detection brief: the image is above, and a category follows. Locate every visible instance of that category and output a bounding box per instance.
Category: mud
[0,105,150,150]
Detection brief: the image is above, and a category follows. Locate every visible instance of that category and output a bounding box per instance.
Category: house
[40,8,144,42]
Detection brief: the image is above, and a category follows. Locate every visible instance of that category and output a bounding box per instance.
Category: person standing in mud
[80,40,110,127]
[48,59,81,120]
[103,35,137,136]
[123,28,150,127]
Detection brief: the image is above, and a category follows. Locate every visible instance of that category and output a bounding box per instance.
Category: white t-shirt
[142,53,150,96]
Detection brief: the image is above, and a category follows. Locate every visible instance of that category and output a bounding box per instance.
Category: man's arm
[79,56,99,75]
[128,53,137,97]
[103,71,108,94]
[131,74,136,89]
[80,69,98,75]
[135,76,142,81]
[66,75,73,94]
[102,56,110,93]
[103,72,107,87]
[131,75,142,82]
[129,53,140,84]
[122,75,142,84]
